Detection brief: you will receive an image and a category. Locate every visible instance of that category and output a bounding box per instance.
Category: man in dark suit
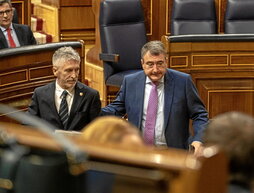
[0,0,36,49]
[101,40,208,155]
[28,46,101,131]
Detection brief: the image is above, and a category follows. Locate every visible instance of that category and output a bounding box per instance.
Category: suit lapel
[13,24,23,46]
[45,82,63,129]
[136,73,146,129]
[48,82,60,119]
[68,82,83,125]
[0,30,9,49]
[164,70,174,129]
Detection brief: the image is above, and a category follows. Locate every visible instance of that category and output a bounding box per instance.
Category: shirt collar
[145,76,164,85]
[0,23,14,32]
[55,81,74,97]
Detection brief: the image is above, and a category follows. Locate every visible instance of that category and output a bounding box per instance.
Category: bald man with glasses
[0,0,36,49]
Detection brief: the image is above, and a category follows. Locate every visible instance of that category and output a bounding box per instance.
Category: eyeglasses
[0,9,12,17]
[145,61,166,68]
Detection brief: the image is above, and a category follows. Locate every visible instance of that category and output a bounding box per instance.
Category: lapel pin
[80,92,83,96]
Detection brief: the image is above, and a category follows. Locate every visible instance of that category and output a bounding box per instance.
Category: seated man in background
[27,46,101,131]
[203,111,254,193]
[0,0,36,49]
[101,40,208,156]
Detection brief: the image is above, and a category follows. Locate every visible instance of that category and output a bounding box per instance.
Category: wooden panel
[33,3,59,42]
[195,76,254,118]
[59,3,95,43]
[29,65,53,80]
[141,0,152,36]
[191,42,254,52]
[218,0,227,33]
[60,0,92,6]
[60,7,94,29]
[0,52,53,71]
[231,54,254,65]
[192,55,228,67]
[39,0,94,43]
[41,0,59,7]
[208,91,254,117]
[12,0,31,25]
[0,53,54,108]
[165,38,254,118]
[165,0,176,35]
[170,56,188,68]
[85,62,106,106]
[0,70,27,86]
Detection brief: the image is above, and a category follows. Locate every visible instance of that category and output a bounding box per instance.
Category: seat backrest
[224,0,254,34]
[12,7,19,24]
[99,0,147,85]
[171,0,217,35]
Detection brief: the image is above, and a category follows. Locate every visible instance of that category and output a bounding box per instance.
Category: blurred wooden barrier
[0,122,228,193]
[0,41,85,122]
[162,34,254,118]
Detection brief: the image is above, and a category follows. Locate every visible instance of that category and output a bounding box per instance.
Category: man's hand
[190,141,204,157]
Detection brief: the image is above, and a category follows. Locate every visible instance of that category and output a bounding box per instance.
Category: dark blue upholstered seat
[99,0,147,88]
[171,0,217,35]
[225,0,254,34]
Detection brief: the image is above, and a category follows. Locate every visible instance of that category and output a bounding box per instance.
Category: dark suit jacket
[28,81,101,131]
[101,69,208,149]
[0,23,37,49]
[228,184,252,193]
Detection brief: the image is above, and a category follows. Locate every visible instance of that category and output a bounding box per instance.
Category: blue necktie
[59,90,69,129]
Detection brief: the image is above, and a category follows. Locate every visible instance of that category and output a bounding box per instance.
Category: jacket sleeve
[100,79,127,117]
[186,75,209,142]
[27,88,40,117]
[27,26,37,45]
[88,90,102,121]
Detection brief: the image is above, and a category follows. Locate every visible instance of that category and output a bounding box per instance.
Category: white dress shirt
[55,82,74,114]
[0,23,20,47]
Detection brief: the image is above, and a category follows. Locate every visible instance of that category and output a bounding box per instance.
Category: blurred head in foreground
[203,111,254,191]
[81,116,144,146]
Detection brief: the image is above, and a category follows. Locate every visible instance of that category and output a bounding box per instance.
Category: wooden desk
[162,34,254,118]
[0,122,228,193]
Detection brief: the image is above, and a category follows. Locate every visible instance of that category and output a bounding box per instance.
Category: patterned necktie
[59,90,69,130]
[6,28,16,48]
[144,82,158,145]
